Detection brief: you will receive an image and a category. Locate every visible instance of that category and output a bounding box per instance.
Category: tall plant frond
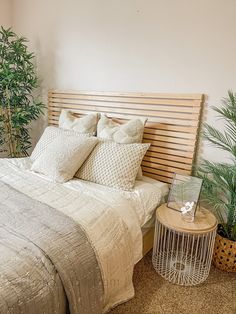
[225,123,236,143]
[222,90,236,109]
[214,106,236,123]
[198,91,236,241]
[198,161,236,192]
[203,124,235,155]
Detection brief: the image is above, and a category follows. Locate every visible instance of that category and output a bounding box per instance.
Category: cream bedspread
[0,158,145,313]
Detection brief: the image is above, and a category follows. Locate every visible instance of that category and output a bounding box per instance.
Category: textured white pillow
[76,140,150,191]
[31,126,91,162]
[97,115,147,143]
[59,109,99,134]
[97,115,147,180]
[31,135,98,183]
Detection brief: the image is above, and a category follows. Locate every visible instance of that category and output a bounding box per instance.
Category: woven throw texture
[0,181,103,314]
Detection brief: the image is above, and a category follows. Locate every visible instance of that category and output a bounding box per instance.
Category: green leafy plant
[0,26,44,157]
[198,91,236,241]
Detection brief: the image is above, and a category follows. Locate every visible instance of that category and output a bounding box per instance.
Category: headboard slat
[49,110,199,126]
[50,90,202,100]
[49,97,201,110]
[48,90,204,184]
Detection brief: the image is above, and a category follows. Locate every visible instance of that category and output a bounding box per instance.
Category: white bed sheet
[0,157,168,312]
[11,157,169,228]
[66,174,168,227]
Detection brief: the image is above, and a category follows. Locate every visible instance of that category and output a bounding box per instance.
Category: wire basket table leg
[152,218,217,286]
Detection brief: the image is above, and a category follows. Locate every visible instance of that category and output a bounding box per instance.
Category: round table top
[156,203,217,234]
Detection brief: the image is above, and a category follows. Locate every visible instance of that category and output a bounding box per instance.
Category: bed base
[142,227,155,256]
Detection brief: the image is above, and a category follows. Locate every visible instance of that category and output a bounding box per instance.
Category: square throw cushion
[97,115,148,180]
[31,135,98,183]
[97,115,147,144]
[76,140,150,191]
[31,126,91,162]
[59,109,99,134]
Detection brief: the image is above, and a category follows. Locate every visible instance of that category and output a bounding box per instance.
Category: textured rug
[110,251,236,314]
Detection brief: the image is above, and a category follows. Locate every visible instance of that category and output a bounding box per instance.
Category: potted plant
[0,27,44,157]
[198,91,236,272]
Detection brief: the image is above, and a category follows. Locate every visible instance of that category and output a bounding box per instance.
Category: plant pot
[213,233,236,272]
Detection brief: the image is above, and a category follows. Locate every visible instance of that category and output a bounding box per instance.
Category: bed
[0,90,203,313]
[48,90,204,255]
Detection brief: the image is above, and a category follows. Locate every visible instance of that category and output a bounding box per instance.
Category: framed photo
[167,173,203,215]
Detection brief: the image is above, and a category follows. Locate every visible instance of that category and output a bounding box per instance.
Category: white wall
[0,0,12,27]
[12,0,236,162]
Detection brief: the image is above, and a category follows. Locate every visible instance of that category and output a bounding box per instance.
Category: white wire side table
[152,204,217,286]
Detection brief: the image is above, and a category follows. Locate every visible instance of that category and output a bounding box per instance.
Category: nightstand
[152,203,217,286]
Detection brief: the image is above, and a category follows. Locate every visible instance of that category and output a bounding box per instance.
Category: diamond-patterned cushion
[97,115,147,180]
[76,140,150,191]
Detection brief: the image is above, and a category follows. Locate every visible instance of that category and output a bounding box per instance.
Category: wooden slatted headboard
[48,90,204,184]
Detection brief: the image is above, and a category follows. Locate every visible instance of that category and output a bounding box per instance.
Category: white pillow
[59,109,99,134]
[97,115,147,143]
[97,115,147,180]
[76,140,150,191]
[31,126,91,162]
[31,135,98,183]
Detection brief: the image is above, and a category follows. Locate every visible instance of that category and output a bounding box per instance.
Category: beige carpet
[110,252,236,314]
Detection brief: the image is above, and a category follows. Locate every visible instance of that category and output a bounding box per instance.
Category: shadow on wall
[194,94,209,166]
[29,34,59,153]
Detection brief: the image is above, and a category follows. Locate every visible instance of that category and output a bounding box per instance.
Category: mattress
[140,179,169,235]
[142,215,156,235]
